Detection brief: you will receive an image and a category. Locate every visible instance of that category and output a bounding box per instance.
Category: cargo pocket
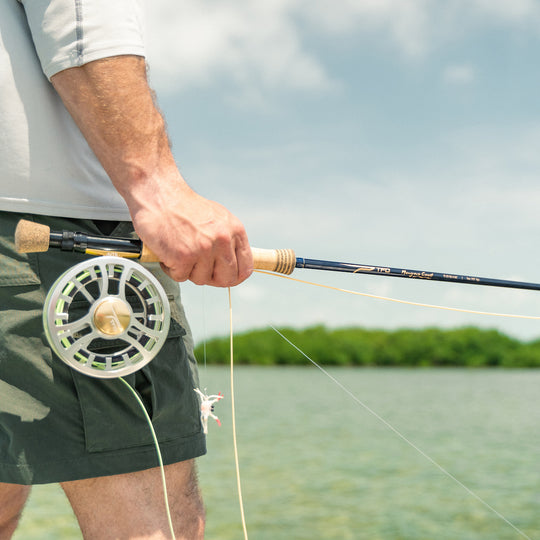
[71,315,202,453]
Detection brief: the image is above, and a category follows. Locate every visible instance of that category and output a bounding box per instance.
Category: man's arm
[50,55,253,287]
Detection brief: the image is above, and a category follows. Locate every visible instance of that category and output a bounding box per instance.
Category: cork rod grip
[139,244,160,263]
[14,219,51,253]
[141,246,297,275]
[250,248,296,275]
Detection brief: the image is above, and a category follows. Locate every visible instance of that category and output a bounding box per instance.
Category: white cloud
[297,0,432,57]
[145,0,335,99]
[145,0,540,100]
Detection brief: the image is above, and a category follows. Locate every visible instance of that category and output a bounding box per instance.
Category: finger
[201,250,237,287]
[207,245,253,287]
[160,262,193,283]
[234,240,254,284]
[188,260,217,286]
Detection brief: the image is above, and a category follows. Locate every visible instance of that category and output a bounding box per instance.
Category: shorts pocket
[70,317,203,453]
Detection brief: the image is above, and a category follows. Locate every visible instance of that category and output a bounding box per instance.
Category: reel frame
[43,256,170,378]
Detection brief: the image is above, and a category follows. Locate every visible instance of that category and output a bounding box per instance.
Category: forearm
[50,55,182,204]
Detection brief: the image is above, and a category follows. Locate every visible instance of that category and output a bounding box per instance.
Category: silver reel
[43,256,170,378]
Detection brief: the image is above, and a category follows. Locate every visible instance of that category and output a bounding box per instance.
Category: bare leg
[0,483,31,540]
[60,460,204,540]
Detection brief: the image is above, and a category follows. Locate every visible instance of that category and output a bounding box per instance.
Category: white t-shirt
[0,0,146,220]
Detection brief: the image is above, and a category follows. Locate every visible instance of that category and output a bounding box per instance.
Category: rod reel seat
[43,256,170,378]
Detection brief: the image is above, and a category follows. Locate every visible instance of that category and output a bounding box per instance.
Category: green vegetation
[195,326,540,367]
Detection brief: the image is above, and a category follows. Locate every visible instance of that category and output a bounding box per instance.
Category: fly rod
[15,219,540,292]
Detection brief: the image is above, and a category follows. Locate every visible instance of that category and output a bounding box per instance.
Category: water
[15,367,540,539]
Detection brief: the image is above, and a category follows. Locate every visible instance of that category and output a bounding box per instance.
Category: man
[0,1,253,538]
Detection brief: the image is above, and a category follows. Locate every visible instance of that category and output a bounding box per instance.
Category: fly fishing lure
[194,388,224,434]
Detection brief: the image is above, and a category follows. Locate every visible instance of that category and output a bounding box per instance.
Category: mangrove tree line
[195,326,540,367]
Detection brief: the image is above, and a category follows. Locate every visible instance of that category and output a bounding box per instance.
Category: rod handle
[15,219,297,275]
[141,245,296,274]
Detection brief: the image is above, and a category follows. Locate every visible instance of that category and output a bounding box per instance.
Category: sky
[144,0,540,344]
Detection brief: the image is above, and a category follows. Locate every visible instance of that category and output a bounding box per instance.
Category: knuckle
[213,231,232,250]
[165,269,189,283]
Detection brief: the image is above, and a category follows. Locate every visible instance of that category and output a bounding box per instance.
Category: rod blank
[296,258,540,292]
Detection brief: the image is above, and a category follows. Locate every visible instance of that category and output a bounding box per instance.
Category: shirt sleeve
[19,0,146,79]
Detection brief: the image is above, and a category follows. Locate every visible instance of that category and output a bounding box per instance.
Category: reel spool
[43,256,170,378]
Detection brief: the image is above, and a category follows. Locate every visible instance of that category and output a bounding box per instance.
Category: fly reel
[43,256,170,378]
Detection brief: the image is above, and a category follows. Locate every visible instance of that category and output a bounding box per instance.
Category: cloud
[145,0,436,98]
[145,0,335,99]
[297,0,431,57]
[145,0,540,100]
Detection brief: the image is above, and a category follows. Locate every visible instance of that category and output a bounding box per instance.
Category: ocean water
[15,367,540,539]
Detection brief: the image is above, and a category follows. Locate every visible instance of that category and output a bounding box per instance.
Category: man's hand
[51,55,253,287]
[129,180,253,286]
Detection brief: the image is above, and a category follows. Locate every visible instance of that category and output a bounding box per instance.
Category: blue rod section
[295,258,540,292]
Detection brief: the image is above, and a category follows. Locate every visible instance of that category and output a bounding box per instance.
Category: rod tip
[15,219,50,253]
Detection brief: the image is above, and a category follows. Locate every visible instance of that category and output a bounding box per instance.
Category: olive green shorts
[0,212,206,485]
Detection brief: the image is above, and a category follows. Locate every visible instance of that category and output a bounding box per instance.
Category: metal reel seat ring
[43,256,171,378]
